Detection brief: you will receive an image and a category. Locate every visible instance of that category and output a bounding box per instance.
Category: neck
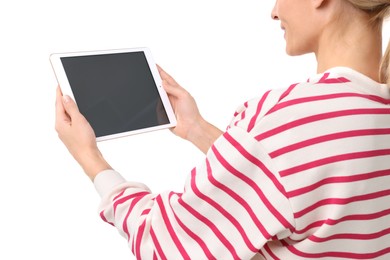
[315,19,383,82]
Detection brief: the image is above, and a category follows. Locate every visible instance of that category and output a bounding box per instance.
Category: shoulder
[228,69,364,135]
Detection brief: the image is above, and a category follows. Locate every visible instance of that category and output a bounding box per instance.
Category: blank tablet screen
[60,51,170,138]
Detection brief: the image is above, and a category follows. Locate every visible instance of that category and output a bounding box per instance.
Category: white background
[0,1,388,259]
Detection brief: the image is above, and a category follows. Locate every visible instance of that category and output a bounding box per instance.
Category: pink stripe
[247,90,271,132]
[132,209,152,254]
[293,219,325,236]
[177,194,240,259]
[190,168,258,252]
[135,220,147,259]
[318,73,330,83]
[263,244,281,260]
[123,195,145,241]
[99,210,114,226]
[212,142,293,230]
[256,108,390,141]
[295,189,390,218]
[167,193,216,259]
[113,191,149,216]
[113,190,125,201]
[309,227,390,242]
[133,209,152,253]
[270,129,390,158]
[282,240,390,259]
[278,83,299,102]
[234,101,248,117]
[205,158,272,239]
[257,250,266,259]
[288,169,390,197]
[280,149,390,177]
[141,208,151,216]
[155,195,190,259]
[295,207,390,235]
[150,227,167,260]
[316,72,351,84]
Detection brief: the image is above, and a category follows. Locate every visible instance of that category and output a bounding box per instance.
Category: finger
[156,64,165,75]
[55,86,68,122]
[157,65,190,100]
[162,79,185,98]
[62,95,80,118]
[57,85,63,96]
[157,64,179,86]
[56,86,61,108]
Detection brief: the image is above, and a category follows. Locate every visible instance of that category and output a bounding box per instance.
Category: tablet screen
[60,51,170,138]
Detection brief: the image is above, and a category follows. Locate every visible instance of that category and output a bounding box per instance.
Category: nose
[271,1,279,20]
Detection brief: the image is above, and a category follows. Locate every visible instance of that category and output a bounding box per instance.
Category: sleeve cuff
[93,169,126,198]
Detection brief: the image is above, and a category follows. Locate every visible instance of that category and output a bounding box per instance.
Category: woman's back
[235,67,390,258]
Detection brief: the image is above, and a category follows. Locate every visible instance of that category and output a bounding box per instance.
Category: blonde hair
[346,0,390,85]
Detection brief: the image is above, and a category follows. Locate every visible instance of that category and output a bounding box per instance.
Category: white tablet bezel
[50,47,177,141]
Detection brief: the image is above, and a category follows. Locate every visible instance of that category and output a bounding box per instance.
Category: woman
[55,0,390,259]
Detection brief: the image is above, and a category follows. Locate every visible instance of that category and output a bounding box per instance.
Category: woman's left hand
[55,86,111,181]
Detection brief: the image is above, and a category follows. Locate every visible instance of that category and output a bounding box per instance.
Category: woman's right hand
[157,65,223,153]
[157,65,201,139]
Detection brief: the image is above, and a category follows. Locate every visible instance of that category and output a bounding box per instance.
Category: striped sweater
[94,67,390,259]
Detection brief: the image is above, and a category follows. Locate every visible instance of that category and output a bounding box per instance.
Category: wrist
[78,149,112,181]
[187,118,223,154]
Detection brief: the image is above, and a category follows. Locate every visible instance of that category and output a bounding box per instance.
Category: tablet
[50,47,176,141]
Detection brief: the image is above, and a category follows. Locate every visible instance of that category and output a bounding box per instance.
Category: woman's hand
[55,87,111,181]
[157,66,223,153]
[157,65,202,139]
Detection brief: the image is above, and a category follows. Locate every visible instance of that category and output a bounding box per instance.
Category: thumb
[62,95,80,117]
